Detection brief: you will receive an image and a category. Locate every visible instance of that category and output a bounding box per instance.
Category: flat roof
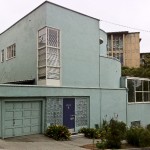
[107,31,140,34]
[0,1,99,35]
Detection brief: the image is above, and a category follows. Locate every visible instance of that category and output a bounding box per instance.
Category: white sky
[0,0,150,52]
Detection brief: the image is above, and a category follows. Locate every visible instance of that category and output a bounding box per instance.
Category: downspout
[99,21,102,127]
[126,78,128,125]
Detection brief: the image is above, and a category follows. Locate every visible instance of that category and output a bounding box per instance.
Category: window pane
[143,81,148,91]
[136,92,143,102]
[127,79,135,102]
[47,67,60,80]
[38,27,46,48]
[135,80,142,91]
[144,92,149,102]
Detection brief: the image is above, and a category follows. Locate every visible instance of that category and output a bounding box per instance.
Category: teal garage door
[4,101,42,138]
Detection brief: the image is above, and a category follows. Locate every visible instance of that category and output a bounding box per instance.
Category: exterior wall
[100,56,121,88]
[0,84,127,137]
[100,29,107,56]
[124,33,140,68]
[121,76,150,127]
[127,103,150,126]
[0,4,47,84]
[101,89,127,123]
[0,2,100,87]
[107,32,140,68]
[45,3,100,87]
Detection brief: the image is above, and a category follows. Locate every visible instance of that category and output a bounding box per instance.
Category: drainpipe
[126,78,128,125]
[99,21,102,127]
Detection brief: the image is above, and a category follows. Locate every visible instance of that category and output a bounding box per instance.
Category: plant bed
[81,143,138,149]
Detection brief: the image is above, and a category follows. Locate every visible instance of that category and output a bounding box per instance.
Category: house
[0,1,149,139]
[107,31,141,68]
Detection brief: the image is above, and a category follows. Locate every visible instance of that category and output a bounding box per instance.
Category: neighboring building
[107,31,141,68]
[140,52,150,66]
[0,1,149,139]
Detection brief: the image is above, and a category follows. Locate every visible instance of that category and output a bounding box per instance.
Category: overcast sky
[0,0,150,52]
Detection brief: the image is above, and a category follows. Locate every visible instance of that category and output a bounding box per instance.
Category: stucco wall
[0,4,47,84]
[46,3,100,87]
[101,89,127,123]
[100,56,121,88]
[127,103,150,126]
[100,29,107,56]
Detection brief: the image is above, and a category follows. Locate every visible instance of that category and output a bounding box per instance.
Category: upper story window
[7,44,16,60]
[38,27,60,80]
[1,50,4,63]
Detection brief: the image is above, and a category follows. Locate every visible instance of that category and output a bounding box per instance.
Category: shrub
[101,118,127,149]
[45,125,71,141]
[146,124,150,131]
[126,126,150,147]
[96,141,107,150]
[78,127,100,139]
[106,119,126,148]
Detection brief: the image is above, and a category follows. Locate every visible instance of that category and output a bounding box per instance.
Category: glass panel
[136,92,143,102]
[127,79,135,102]
[47,67,60,80]
[135,80,142,91]
[76,98,88,127]
[144,92,149,102]
[38,48,46,66]
[47,28,60,48]
[38,28,46,48]
[47,48,60,67]
[143,81,148,91]
[46,98,63,125]
[38,67,46,79]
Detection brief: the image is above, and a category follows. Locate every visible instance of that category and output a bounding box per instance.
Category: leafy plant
[97,118,127,149]
[45,125,71,141]
[126,126,150,147]
[78,127,101,139]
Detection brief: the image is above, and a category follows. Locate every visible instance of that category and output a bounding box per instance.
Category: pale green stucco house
[0,1,149,138]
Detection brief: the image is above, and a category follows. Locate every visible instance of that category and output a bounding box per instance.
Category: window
[127,78,150,103]
[7,44,16,60]
[1,50,4,63]
[38,27,60,80]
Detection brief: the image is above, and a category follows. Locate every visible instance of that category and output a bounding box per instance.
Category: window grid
[1,50,4,63]
[127,79,150,103]
[38,27,60,80]
[7,44,16,60]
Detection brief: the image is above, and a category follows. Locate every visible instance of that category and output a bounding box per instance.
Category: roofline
[107,31,140,35]
[0,1,99,35]
[107,31,129,34]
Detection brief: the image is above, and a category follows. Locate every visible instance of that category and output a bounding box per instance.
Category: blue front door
[63,98,75,130]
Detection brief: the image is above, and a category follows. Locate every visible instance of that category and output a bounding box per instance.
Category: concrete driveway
[0,134,95,150]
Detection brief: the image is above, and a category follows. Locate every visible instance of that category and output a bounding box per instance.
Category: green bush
[100,119,127,149]
[105,119,126,149]
[45,125,71,141]
[126,126,150,147]
[96,141,107,149]
[146,124,150,131]
[78,127,100,139]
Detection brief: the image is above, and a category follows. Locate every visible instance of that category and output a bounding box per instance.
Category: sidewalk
[0,134,95,150]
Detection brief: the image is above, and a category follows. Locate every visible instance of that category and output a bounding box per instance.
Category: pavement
[0,134,96,150]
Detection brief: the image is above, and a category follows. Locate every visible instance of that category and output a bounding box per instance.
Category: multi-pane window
[7,44,16,60]
[47,28,60,80]
[113,35,123,50]
[38,27,60,80]
[127,79,150,103]
[1,50,4,63]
